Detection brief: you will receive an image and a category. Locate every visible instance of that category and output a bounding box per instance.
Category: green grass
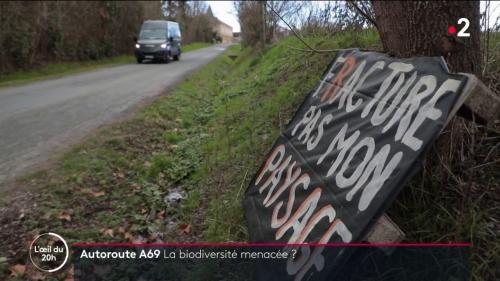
[0,55,135,88]
[182,42,213,53]
[0,29,497,281]
[0,42,214,88]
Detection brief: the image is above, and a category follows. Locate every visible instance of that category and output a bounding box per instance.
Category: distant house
[207,6,234,43]
[214,18,233,43]
[233,32,241,43]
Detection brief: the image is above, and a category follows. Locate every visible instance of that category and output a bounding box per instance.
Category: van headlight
[160,43,167,49]
[135,44,140,49]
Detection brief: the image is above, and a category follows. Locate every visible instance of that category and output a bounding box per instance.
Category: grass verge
[182,42,213,53]
[0,42,214,88]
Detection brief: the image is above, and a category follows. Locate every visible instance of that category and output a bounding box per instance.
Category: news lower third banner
[69,244,469,281]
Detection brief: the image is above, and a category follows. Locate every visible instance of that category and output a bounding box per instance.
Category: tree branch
[347,1,378,28]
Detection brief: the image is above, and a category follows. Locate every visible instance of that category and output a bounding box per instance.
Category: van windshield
[139,29,165,40]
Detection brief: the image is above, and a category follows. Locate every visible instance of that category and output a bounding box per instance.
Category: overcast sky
[206,1,500,34]
[207,1,240,32]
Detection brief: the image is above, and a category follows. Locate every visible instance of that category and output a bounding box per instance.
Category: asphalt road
[0,45,228,185]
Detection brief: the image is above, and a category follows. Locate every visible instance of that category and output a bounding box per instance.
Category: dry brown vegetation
[0,1,222,77]
[0,1,163,75]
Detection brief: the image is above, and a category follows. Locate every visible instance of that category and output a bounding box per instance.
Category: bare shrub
[0,1,163,75]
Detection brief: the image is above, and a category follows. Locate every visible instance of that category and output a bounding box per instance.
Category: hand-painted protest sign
[244,49,472,280]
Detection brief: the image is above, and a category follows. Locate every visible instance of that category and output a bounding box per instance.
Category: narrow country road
[0,45,228,186]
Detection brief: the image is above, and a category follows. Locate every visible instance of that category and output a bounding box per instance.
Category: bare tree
[235,0,307,48]
[0,1,164,75]
[300,1,372,36]
[265,1,304,42]
[161,1,215,44]
[234,1,264,47]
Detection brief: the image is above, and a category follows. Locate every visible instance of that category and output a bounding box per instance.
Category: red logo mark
[448,25,457,35]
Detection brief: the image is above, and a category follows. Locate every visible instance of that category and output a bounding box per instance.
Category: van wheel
[173,54,179,61]
[136,58,142,64]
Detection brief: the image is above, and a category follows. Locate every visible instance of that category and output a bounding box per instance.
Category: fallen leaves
[80,188,106,197]
[117,226,126,234]
[124,232,134,241]
[114,226,136,242]
[148,232,158,242]
[27,271,46,280]
[116,226,135,242]
[156,210,166,219]
[64,265,74,281]
[165,143,174,151]
[9,264,26,277]
[9,263,47,279]
[131,183,142,191]
[101,228,114,238]
[58,210,73,222]
[89,190,106,197]
[9,264,47,281]
[18,209,25,220]
[179,223,191,235]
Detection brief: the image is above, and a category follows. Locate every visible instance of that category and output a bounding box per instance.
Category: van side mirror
[169,36,174,43]
[133,36,138,43]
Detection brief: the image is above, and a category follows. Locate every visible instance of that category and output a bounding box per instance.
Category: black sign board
[244,49,471,280]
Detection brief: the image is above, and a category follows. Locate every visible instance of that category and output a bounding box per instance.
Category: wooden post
[456,74,500,127]
[365,214,405,244]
